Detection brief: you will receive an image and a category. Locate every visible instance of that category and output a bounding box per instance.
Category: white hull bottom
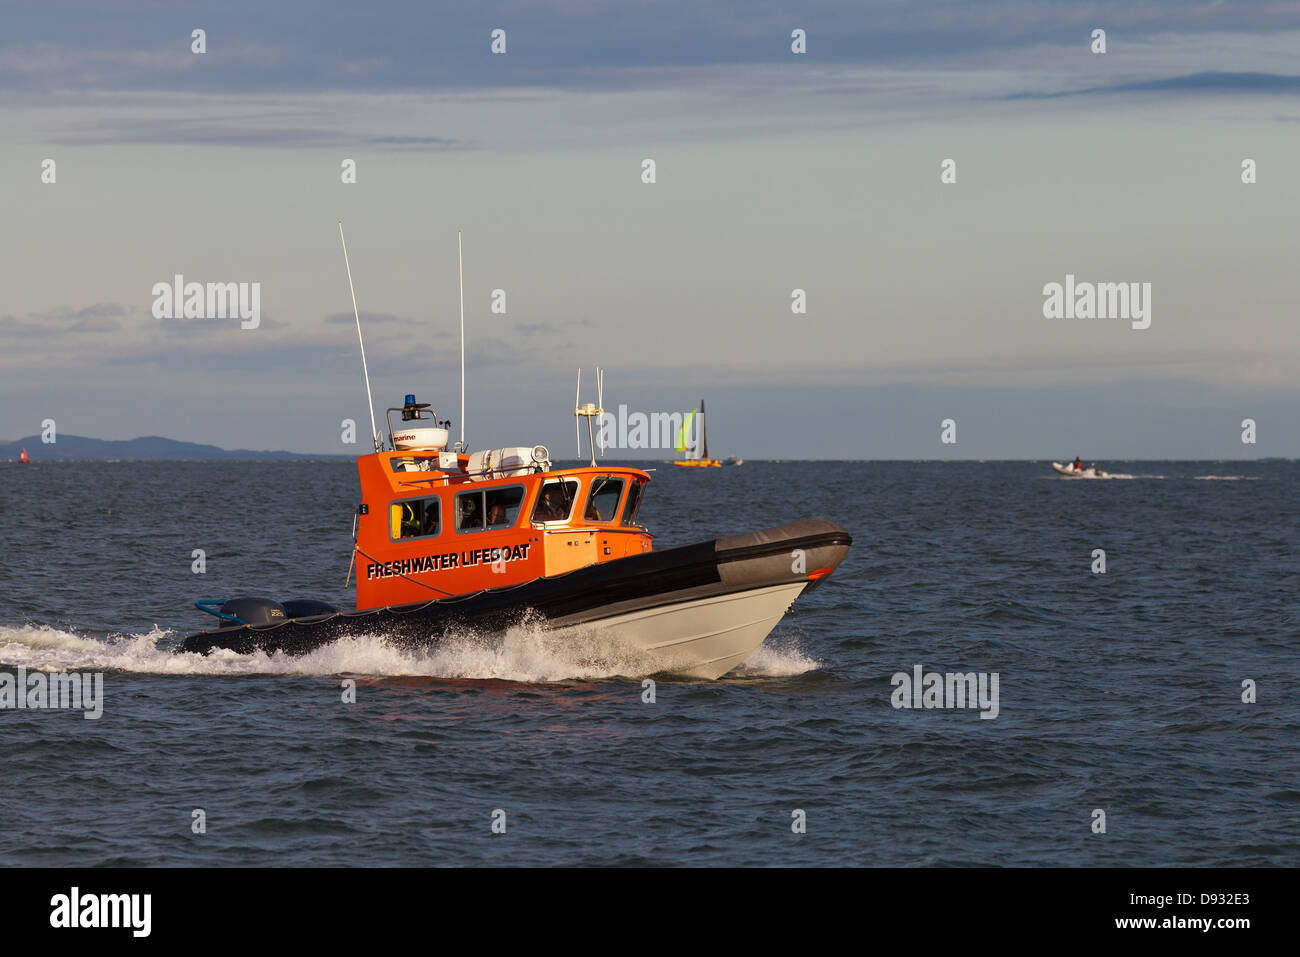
[555,582,809,680]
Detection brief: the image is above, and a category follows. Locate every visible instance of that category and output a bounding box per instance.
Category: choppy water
[1,460,1296,866]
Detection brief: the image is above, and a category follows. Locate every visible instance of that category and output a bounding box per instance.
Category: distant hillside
[1,434,347,461]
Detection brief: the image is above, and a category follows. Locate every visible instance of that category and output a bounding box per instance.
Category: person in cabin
[486,502,507,526]
[534,486,567,522]
[458,496,480,530]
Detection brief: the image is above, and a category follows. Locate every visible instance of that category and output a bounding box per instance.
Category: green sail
[675,409,697,454]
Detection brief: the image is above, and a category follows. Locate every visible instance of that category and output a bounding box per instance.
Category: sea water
[0,460,1295,866]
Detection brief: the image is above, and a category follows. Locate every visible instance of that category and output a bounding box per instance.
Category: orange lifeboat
[184,393,851,678]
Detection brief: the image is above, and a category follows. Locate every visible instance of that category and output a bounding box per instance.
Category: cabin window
[531,479,578,523]
[620,480,644,526]
[455,485,525,532]
[583,476,625,523]
[390,496,440,540]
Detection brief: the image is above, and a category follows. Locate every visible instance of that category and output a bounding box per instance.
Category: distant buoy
[19,447,29,463]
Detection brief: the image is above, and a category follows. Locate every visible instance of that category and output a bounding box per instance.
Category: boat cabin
[353,398,651,609]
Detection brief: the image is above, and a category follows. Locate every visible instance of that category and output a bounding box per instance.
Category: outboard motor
[195,597,287,626]
[196,597,338,627]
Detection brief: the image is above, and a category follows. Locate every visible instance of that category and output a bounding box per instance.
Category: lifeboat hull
[180,519,852,679]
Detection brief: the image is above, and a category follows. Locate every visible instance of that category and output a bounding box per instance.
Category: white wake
[0,622,819,683]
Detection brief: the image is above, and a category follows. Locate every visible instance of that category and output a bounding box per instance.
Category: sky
[1,1,1297,459]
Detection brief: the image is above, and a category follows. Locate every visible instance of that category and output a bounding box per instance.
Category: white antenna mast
[574,369,582,458]
[574,366,604,467]
[457,229,466,452]
[338,222,381,452]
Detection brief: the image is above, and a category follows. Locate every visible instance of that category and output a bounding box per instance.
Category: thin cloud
[30,302,126,321]
[0,303,128,336]
[49,117,467,150]
[51,119,350,148]
[68,316,122,333]
[364,135,461,150]
[155,314,290,333]
[1004,71,1300,100]
[0,315,45,338]
[5,3,1299,96]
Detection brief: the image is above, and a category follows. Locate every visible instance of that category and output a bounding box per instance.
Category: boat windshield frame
[529,476,580,526]
[581,474,627,525]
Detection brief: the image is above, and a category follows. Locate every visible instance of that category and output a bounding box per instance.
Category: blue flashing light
[404,393,416,406]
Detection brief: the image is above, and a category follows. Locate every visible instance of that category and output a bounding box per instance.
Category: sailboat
[673,400,721,468]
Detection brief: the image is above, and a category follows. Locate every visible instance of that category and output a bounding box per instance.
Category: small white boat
[1051,461,1109,479]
